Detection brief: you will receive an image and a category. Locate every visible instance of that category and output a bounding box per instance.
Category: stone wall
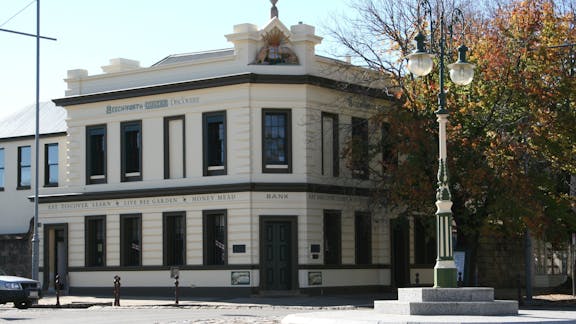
[0,221,32,277]
[476,228,525,288]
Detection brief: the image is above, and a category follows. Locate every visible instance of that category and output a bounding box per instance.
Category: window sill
[263,164,291,174]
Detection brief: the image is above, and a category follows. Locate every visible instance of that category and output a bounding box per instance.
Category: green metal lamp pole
[406,1,475,288]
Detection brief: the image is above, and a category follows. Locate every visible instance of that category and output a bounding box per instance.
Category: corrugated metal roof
[152,48,235,67]
[0,102,67,139]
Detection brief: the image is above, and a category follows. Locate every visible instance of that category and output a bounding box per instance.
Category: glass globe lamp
[448,44,475,85]
[406,31,434,77]
[407,52,435,77]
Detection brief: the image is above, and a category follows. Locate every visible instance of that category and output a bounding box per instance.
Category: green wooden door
[263,221,293,290]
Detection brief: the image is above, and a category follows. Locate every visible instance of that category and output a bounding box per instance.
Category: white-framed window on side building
[203,111,227,176]
[17,146,31,189]
[262,109,291,173]
[121,121,142,182]
[164,115,186,179]
[86,125,107,184]
[44,143,58,187]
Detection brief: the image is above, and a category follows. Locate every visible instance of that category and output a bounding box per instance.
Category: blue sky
[0,0,351,120]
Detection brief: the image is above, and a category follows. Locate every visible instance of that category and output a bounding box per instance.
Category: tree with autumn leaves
[329,0,575,284]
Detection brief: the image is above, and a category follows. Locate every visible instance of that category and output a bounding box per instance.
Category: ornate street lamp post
[406,1,475,288]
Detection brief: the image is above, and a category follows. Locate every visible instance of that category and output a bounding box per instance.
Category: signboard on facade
[106,96,199,115]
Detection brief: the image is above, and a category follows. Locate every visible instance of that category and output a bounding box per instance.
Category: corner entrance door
[391,218,409,288]
[260,216,297,291]
[43,224,68,292]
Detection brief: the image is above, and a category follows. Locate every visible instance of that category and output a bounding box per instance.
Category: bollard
[174,275,179,305]
[415,272,420,286]
[517,274,524,306]
[113,275,121,306]
[55,274,61,307]
[457,272,464,287]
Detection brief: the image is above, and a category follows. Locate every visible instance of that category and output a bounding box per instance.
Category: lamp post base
[434,266,457,288]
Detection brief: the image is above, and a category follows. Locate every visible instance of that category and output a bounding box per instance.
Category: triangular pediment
[260,17,292,41]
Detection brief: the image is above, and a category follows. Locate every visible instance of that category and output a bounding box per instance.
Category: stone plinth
[374,287,518,316]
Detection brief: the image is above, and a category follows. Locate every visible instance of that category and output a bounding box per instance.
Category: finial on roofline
[271,0,279,18]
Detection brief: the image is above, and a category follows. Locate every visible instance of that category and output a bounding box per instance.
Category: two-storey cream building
[37,13,401,296]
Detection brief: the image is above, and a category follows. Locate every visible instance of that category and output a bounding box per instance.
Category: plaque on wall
[308,271,322,286]
[231,271,250,285]
[310,244,320,253]
[233,244,246,253]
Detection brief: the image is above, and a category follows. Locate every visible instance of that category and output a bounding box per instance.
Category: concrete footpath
[33,292,391,309]
[32,292,576,309]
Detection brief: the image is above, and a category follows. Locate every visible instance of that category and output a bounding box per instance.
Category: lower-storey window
[355,211,372,265]
[120,214,141,266]
[414,216,436,265]
[163,211,186,266]
[203,210,227,265]
[324,210,342,265]
[85,216,106,267]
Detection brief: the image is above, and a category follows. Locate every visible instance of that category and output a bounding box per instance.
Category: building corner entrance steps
[373,287,518,316]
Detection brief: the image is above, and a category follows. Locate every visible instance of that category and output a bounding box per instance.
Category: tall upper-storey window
[0,148,4,190]
[121,121,142,182]
[203,111,227,176]
[86,125,107,184]
[44,143,58,187]
[322,113,339,177]
[262,109,291,173]
[164,116,185,179]
[17,146,31,189]
[351,117,369,180]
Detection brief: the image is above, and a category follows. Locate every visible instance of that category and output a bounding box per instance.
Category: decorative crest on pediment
[253,25,299,65]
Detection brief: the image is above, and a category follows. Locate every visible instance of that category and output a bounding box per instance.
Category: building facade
[38,16,400,295]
